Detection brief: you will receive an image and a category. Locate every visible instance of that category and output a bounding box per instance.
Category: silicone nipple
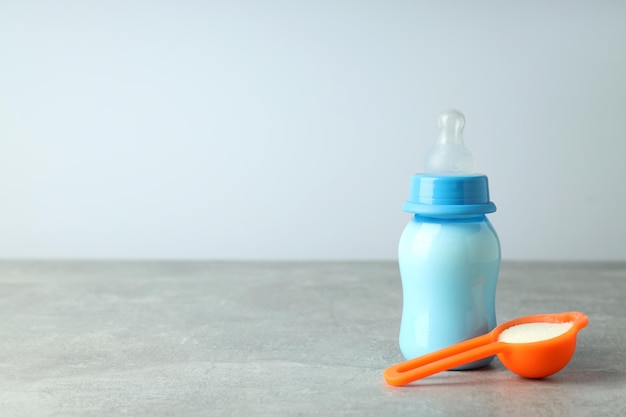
[424,110,475,175]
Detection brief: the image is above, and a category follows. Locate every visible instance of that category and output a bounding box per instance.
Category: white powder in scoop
[498,322,573,344]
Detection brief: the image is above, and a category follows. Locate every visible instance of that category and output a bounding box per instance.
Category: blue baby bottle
[398,110,501,369]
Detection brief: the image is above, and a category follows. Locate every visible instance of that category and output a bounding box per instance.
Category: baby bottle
[398,110,500,369]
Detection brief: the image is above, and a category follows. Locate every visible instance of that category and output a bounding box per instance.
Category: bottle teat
[424,109,475,175]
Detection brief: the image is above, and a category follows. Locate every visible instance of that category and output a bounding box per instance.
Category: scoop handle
[384,333,507,386]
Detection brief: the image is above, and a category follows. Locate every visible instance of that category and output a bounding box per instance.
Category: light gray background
[1,0,625,261]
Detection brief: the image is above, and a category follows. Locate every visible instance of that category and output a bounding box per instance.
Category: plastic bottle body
[398,214,500,369]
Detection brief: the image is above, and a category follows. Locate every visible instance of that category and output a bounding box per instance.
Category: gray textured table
[0,261,624,416]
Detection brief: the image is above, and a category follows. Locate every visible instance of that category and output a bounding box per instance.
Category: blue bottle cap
[402,174,496,215]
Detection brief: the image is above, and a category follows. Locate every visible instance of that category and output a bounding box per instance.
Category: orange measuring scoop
[384,311,588,386]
